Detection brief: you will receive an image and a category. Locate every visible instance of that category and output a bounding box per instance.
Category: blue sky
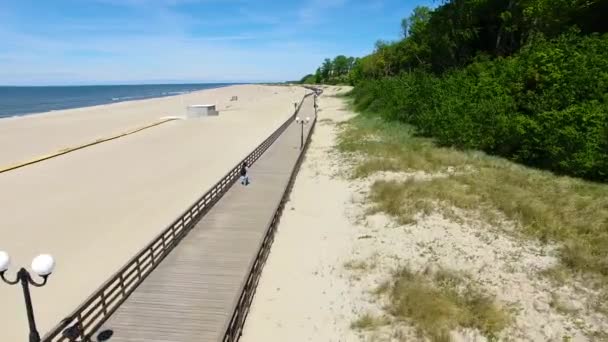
[0,0,436,85]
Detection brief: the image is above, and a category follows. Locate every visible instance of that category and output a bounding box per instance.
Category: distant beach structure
[187,104,219,118]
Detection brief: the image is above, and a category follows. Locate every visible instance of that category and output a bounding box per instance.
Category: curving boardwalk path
[92,95,316,342]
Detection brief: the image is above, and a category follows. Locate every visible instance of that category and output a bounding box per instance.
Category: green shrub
[351,33,608,181]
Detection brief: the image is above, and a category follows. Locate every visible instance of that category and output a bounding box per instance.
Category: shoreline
[0,83,239,120]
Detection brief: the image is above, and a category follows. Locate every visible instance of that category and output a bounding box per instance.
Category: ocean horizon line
[0,80,294,87]
[0,82,244,88]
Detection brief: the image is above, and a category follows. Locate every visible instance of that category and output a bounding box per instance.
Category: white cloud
[0,26,331,84]
[0,0,355,85]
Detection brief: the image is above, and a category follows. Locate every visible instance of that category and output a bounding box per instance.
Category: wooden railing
[222,88,322,342]
[42,92,314,342]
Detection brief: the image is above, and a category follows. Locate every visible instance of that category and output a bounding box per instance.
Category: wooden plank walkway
[95,96,316,342]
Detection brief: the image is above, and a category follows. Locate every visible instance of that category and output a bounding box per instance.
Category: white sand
[240,86,608,341]
[0,84,305,341]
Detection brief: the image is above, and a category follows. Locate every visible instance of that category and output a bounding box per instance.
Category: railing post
[170,227,176,244]
[78,313,85,340]
[101,292,108,315]
[135,259,142,280]
[119,273,126,297]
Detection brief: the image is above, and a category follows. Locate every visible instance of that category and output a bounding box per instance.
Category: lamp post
[295,116,310,150]
[0,251,55,342]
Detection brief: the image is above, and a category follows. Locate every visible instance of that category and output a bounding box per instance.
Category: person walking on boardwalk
[240,162,250,186]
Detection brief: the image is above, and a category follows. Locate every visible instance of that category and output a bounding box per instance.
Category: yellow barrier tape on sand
[0,118,178,174]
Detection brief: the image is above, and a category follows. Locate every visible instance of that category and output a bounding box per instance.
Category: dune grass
[344,259,376,272]
[350,313,390,331]
[336,114,608,290]
[377,266,509,341]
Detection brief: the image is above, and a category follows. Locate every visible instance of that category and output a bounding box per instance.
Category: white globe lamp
[31,254,55,277]
[0,251,10,272]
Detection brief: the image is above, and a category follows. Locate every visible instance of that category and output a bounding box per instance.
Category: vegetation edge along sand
[240,86,608,341]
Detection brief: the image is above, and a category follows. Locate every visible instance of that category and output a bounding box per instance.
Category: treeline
[300,55,359,85]
[304,0,608,181]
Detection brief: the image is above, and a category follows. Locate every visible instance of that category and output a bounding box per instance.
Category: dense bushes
[305,0,608,181]
[352,33,608,181]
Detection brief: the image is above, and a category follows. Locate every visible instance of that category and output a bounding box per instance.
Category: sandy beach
[0,85,300,168]
[0,84,305,341]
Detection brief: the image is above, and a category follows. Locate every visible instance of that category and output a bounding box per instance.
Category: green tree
[299,74,315,84]
[403,6,431,38]
[314,67,322,83]
[332,55,350,76]
[347,57,356,72]
[321,58,332,81]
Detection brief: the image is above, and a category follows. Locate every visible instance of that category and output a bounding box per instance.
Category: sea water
[0,83,237,118]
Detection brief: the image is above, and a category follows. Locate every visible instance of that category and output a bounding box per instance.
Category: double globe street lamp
[0,251,56,342]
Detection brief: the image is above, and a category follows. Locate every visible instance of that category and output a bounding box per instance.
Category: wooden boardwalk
[94,96,316,342]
